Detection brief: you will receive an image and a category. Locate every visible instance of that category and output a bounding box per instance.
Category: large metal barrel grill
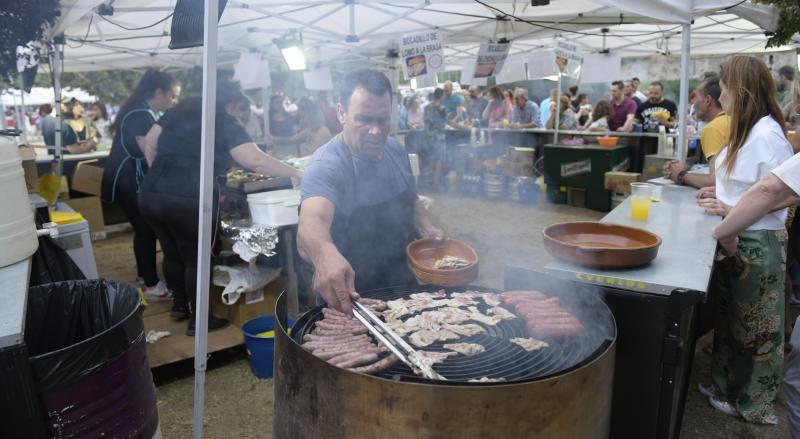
[274,279,617,438]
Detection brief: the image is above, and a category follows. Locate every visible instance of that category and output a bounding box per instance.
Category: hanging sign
[553,40,582,79]
[303,66,334,91]
[399,30,444,80]
[460,60,487,86]
[474,42,511,78]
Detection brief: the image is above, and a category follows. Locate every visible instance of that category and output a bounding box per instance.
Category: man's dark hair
[568,85,578,96]
[698,76,722,108]
[339,69,392,110]
[779,65,795,81]
[650,81,664,91]
[433,88,444,100]
[702,71,719,79]
[631,77,640,82]
[611,80,623,89]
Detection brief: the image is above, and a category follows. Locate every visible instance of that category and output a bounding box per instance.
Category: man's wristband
[676,170,688,186]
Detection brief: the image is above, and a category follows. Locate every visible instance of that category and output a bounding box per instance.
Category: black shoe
[170,304,190,321]
[186,315,229,336]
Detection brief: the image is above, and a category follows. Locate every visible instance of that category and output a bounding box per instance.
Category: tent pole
[677,23,690,163]
[52,40,63,177]
[18,74,28,144]
[193,0,219,436]
[554,74,561,144]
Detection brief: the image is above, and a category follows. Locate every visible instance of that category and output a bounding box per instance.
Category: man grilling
[298,69,444,314]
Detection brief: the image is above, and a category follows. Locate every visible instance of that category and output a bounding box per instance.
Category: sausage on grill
[348,354,399,374]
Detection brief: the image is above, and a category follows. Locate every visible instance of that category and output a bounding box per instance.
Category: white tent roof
[53,0,795,73]
[0,87,97,106]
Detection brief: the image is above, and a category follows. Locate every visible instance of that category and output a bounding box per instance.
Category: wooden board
[144,310,244,368]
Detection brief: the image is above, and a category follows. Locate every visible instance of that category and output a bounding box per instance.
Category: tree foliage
[756,0,800,48]
[0,0,60,81]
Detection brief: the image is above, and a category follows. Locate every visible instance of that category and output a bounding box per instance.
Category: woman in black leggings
[139,80,301,336]
[101,70,180,306]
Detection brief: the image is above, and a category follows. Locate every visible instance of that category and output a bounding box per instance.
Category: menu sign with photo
[474,42,511,78]
[399,30,444,80]
[553,40,582,79]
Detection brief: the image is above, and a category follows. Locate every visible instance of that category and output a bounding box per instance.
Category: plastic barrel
[242,316,295,379]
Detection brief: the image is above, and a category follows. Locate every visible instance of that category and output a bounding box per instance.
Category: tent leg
[677,23,691,163]
[193,0,219,437]
[52,40,63,177]
[554,74,562,144]
[18,74,28,145]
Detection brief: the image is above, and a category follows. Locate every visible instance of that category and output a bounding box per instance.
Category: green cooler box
[543,143,630,211]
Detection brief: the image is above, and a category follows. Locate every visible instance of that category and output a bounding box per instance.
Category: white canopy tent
[0,87,97,107]
[43,1,793,437]
[52,0,792,73]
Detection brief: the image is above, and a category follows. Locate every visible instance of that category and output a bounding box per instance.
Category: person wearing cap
[298,69,444,314]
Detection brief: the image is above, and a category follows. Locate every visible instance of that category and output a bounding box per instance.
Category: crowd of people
[395,75,686,135]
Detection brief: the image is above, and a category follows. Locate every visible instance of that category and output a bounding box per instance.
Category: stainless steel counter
[544,184,720,296]
[0,258,31,348]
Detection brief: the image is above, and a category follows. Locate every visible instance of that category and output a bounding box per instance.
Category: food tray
[542,221,661,269]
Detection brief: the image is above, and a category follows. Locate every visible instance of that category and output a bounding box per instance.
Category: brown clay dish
[542,222,662,269]
[406,238,479,286]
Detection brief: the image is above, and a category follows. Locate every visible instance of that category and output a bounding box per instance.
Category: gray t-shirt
[300,135,417,216]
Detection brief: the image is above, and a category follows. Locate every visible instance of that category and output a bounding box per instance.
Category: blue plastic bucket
[242,315,295,379]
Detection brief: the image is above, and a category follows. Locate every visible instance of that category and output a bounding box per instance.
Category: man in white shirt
[713,152,800,437]
[631,77,648,103]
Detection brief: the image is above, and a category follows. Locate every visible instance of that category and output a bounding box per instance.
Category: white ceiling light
[274,33,306,71]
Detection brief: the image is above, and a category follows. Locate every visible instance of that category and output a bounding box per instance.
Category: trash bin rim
[27,282,144,361]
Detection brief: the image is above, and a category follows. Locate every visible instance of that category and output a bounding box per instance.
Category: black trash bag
[25,279,142,392]
[28,211,85,287]
[25,279,159,438]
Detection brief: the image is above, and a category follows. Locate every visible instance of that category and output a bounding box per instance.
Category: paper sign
[474,42,511,78]
[303,66,334,91]
[399,30,445,80]
[410,72,438,89]
[527,49,558,80]
[554,40,582,79]
[581,53,621,84]
[460,60,487,86]
[495,54,526,84]
[234,51,270,90]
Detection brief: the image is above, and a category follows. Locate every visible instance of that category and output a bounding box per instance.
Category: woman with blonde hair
[698,55,794,424]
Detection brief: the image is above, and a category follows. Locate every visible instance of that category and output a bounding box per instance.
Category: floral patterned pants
[711,229,788,425]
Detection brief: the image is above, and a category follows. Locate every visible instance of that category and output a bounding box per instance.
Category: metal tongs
[351,301,447,381]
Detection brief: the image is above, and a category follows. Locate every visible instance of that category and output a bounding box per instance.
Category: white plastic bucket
[0,136,38,267]
[247,189,301,227]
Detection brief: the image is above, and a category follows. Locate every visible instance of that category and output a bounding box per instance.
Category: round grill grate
[291,285,614,384]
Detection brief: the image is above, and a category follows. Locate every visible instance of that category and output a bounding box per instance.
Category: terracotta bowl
[406,238,479,286]
[542,222,662,269]
[597,136,619,147]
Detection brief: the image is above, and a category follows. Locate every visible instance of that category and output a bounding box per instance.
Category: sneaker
[698,383,721,398]
[143,281,172,302]
[169,304,190,321]
[709,395,740,418]
[186,315,229,336]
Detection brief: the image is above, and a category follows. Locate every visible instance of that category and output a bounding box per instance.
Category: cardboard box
[211,276,287,327]
[604,171,642,194]
[65,196,107,240]
[504,147,535,177]
[17,145,38,193]
[71,160,104,196]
